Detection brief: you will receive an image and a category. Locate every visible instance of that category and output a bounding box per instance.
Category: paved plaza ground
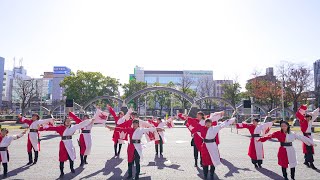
[3,125,320,180]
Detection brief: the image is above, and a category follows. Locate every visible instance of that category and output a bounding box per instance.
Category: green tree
[122,79,147,109]
[60,71,120,105]
[148,82,175,115]
[221,82,242,107]
[176,75,196,110]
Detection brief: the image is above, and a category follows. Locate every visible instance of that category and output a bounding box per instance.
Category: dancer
[295,105,319,169]
[236,118,273,168]
[42,117,94,178]
[68,112,93,166]
[194,117,236,179]
[258,121,315,180]
[18,113,54,165]
[108,105,130,157]
[0,128,26,178]
[148,117,166,156]
[107,120,164,180]
[179,111,224,167]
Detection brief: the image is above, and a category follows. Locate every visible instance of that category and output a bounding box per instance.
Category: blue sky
[1,0,320,89]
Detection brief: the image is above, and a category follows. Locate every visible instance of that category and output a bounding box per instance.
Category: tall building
[130,66,213,90]
[11,66,31,103]
[0,57,4,106]
[52,66,71,102]
[314,60,320,91]
[2,70,14,103]
[248,67,277,83]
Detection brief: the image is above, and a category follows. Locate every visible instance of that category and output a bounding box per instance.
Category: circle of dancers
[0,104,318,180]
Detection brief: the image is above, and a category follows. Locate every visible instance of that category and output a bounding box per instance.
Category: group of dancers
[0,104,318,180]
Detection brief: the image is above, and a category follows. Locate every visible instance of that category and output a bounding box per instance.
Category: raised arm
[296,105,307,122]
[41,126,61,132]
[37,118,55,126]
[236,122,251,129]
[219,117,236,129]
[69,119,93,133]
[108,105,119,121]
[260,122,273,135]
[18,114,32,125]
[258,131,279,142]
[12,130,27,140]
[209,111,224,122]
[68,112,82,124]
[310,108,319,122]
[140,127,157,134]
[117,108,133,125]
[294,133,314,146]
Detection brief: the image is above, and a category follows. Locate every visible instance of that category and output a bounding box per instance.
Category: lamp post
[281,78,285,121]
[170,94,173,118]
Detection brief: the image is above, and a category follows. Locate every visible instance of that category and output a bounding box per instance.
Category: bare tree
[196,76,215,109]
[176,75,196,109]
[277,61,312,112]
[13,78,39,114]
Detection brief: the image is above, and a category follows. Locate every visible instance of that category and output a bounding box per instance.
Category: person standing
[18,113,54,165]
[148,117,166,156]
[295,105,319,169]
[107,120,164,180]
[68,112,93,166]
[0,128,26,178]
[42,117,94,178]
[258,121,315,180]
[236,118,273,168]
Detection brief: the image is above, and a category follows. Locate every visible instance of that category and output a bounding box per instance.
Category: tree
[176,75,196,109]
[13,78,39,115]
[277,61,312,112]
[196,76,215,109]
[60,71,120,105]
[122,79,147,110]
[148,82,174,115]
[221,81,242,107]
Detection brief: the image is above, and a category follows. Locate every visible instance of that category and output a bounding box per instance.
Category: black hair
[131,112,137,116]
[305,114,312,118]
[253,118,260,123]
[32,113,40,120]
[197,111,205,120]
[133,120,139,124]
[280,121,291,134]
[205,119,212,124]
[1,128,8,134]
[83,114,90,119]
[118,111,124,115]
[157,117,162,121]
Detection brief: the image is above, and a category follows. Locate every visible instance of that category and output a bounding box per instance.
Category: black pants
[114,141,122,156]
[251,159,263,166]
[193,143,202,165]
[282,167,295,179]
[128,150,140,178]
[28,149,38,163]
[203,165,215,178]
[155,136,163,154]
[60,155,74,174]
[304,145,314,163]
[2,163,8,175]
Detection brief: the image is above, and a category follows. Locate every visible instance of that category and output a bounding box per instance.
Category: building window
[145,76,157,84]
[159,76,180,84]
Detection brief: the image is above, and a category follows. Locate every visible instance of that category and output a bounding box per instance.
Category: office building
[52,66,71,102]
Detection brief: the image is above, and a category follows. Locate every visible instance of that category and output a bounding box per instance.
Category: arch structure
[24,106,51,115]
[124,86,194,104]
[51,101,82,113]
[194,96,236,110]
[268,107,294,116]
[236,103,268,115]
[82,96,124,110]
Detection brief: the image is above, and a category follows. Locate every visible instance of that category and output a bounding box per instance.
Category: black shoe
[135,175,139,180]
[126,175,132,179]
[210,174,214,180]
[80,163,84,167]
[84,161,88,165]
[304,162,311,168]
[3,174,7,179]
[71,169,75,173]
[59,173,64,178]
[254,164,258,168]
[194,163,198,167]
[310,163,317,170]
[32,161,37,165]
[258,164,262,168]
[27,161,33,165]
